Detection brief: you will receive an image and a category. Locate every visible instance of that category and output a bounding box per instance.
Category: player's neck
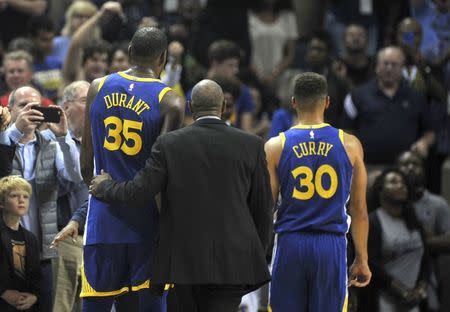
[296,112,324,126]
[127,66,158,78]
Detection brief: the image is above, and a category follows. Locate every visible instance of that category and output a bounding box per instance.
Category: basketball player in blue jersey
[265,72,371,312]
[79,27,184,312]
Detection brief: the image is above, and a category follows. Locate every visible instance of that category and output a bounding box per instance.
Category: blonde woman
[51,0,99,64]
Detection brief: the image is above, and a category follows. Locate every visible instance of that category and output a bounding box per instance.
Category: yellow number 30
[103,116,143,156]
[291,164,338,200]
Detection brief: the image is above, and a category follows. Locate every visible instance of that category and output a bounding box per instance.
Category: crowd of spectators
[0,0,450,311]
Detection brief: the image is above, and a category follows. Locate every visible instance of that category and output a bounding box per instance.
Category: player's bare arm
[159,90,185,134]
[343,132,372,287]
[264,136,283,204]
[80,78,100,185]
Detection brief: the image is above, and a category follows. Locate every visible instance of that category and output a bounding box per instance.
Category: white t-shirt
[248,10,298,77]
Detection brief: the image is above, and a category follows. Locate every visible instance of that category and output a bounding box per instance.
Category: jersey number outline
[103,116,143,156]
[291,164,338,200]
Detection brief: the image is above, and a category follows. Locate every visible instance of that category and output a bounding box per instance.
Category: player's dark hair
[129,27,168,62]
[208,40,241,65]
[293,72,328,111]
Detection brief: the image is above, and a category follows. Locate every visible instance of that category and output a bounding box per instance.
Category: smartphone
[34,106,61,123]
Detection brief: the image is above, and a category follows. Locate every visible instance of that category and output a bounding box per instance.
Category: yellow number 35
[291,164,338,200]
[103,116,143,156]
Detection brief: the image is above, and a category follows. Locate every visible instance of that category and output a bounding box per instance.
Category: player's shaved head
[293,72,328,112]
[129,27,167,62]
[190,79,224,118]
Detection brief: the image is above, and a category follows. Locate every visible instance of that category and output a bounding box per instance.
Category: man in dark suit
[89,79,273,312]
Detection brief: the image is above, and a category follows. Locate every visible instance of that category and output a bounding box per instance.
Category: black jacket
[0,144,15,178]
[96,118,273,290]
[0,219,41,311]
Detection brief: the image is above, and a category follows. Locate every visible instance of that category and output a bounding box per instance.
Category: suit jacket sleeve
[247,138,273,252]
[95,136,168,207]
[0,144,16,178]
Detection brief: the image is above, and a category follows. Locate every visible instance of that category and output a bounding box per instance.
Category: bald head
[9,86,41,122]
[376,46,404,87]
[190,79,224,118]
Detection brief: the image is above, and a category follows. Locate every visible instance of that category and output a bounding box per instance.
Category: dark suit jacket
[0,219,42,311]
[96,118,273,289]
[0,144,16,178]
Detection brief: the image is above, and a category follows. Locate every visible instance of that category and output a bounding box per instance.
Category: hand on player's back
[89,169,112,196]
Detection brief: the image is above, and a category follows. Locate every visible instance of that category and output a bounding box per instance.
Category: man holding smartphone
[0,86,83,312]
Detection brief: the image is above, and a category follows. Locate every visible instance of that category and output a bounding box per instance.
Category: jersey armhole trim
[158,87,172,103]
[339,129,344,144]
[279,132,286,150]
[97,75,108,92]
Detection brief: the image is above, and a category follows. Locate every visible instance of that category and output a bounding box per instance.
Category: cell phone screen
[34,107,61,123]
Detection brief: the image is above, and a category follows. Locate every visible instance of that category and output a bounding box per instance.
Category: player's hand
[15,292,37,310]
[47,106,68,137]
[0,106,11,131]
[168,41,184,62]
[348,258,371,287]
[51,220,79,248]
[90,169,112,196]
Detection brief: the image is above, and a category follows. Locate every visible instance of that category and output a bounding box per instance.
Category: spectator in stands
[343,46,435,168]
[359,168,430,312]
[108,42,129,74]
[0,86,82,312]
[301,31,350,127]
[0,176,41,312]
[28,16,63,102]
[396,17,447,103]
[340,24,374,88]
[0,50,54,107]
[398,150,450,310]
[0,0,47,47]
[62,1,121,87]
[248,0,298,90]
[209,74,242,125]
[50,0,99,65]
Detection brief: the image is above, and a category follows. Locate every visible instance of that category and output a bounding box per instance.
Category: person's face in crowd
[10,88,41,123]
[0,188,30,217]
[381,172,408,206]
[110,49,129,73]
[213,58,239,78]
[64,84,88,138]
[138,16,159,29]
[84,52,108,82]
[397,19,422,51]
[344,25,368,54]
[433,0,450,13]
[375,48,404,86]
[34,30,54,56]
[398,151,425,188]
[306,39,328,69]
[4,59,33,90]
[71,11,93,34]
[222,92,236,121]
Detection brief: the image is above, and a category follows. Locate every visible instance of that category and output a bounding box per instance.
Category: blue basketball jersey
[85,72,172,245]
[275,123,353,235]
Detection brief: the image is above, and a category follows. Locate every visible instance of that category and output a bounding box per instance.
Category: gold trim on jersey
[342,293,348,312]
[339,129,345,144]
[158,87,172,103]
[80,265,129,297]
[118,72,162,82]
[97,75,109,92]
[291,123,330,129]
[279,132,286,150]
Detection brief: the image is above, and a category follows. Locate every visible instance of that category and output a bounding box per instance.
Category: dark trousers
[168,285,244,312]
